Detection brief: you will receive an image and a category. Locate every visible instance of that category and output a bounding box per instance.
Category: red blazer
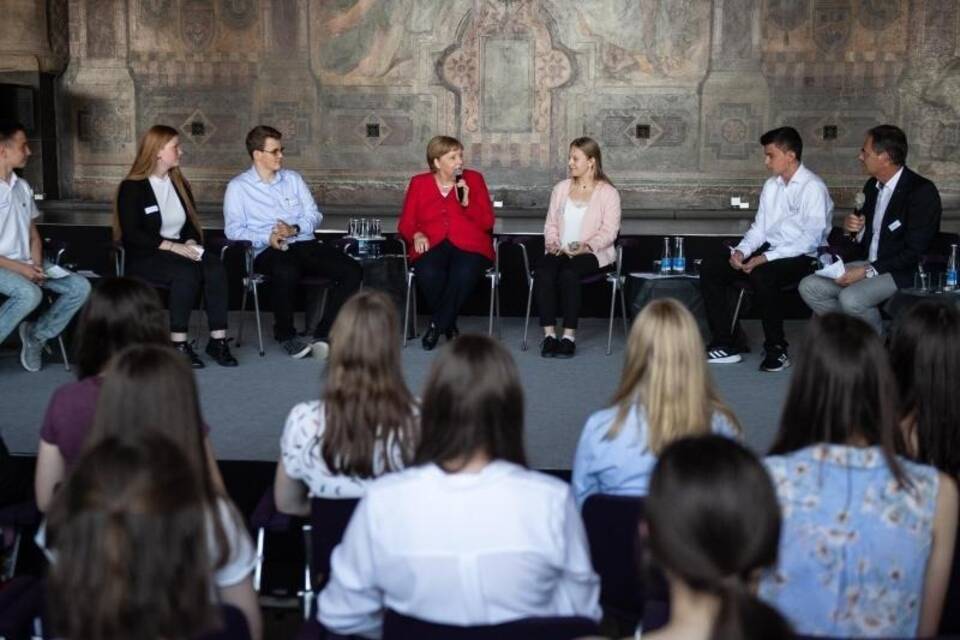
[397,169,495,262]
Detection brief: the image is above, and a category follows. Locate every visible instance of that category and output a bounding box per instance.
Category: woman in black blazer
[114,125,236,367]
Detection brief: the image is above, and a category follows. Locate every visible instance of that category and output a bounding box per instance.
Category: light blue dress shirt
[223,166,322,255]
[571,403,739,509]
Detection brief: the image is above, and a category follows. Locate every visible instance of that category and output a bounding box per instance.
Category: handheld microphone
[455,169,465,205]
[849,192,866,240]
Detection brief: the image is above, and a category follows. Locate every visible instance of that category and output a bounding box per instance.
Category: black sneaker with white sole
[282,337,313,359]
[706,346,742,364]
[759,349,791,372]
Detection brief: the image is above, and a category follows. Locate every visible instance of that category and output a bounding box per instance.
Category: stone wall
[5,0,960,210]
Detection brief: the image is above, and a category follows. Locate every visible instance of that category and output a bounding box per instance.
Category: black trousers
[128,250,229,334]
[699,243,813,350]
[254,240,363,342]
[414,240,491,331]
[534,252,601,330]
[0,437,30,509]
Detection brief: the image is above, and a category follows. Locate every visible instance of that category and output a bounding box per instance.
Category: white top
[280,400,408,499]
[148,174,188,241]
[317,460,602,639]
[0,172,40,263]
[37,497,256,589]
[560,198,588,248]
[734,164,834,262]
[865,167,904,263]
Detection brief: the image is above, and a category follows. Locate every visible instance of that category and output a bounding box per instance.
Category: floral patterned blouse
[280,400,408,499]
[759,444,940,638]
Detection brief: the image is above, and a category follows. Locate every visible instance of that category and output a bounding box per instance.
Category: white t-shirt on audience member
[317,459,602,639]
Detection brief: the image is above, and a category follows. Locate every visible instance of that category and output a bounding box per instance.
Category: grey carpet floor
[0,316,804,469]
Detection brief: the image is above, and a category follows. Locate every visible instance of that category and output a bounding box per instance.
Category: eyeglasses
[260,146,284,156]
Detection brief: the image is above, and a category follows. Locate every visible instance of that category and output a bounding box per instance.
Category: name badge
[888,219,902,232]
[145,205,159,214]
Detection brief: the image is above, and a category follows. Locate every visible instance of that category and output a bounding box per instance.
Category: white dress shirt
[0,172,39,263]
[734,164,834,261]
[317,460,602,639]
[148,174,187,241]
[864,167,903,263]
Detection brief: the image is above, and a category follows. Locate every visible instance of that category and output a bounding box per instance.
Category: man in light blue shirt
[224,125,362,358]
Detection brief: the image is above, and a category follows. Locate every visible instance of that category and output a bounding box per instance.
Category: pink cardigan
[543,179,622,268]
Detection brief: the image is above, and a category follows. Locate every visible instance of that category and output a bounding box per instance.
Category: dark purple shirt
[40,376,210,468]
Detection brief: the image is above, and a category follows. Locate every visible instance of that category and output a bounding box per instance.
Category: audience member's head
[414,334,526,471]
[770,312,906,483]
[647,435,793,640]
[890,299,960,476]
[322,290,418,477]
[608,298,740,451]
[73,277,168,379]
[46,435,216,640]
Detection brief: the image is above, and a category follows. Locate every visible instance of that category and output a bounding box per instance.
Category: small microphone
[455,169,465,205]
[849,192,866,240]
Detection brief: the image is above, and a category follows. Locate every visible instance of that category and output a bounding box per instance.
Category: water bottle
[357,218,369,257]
[673,237,686,274]
[660,237,672,274]
[947,244,958,291]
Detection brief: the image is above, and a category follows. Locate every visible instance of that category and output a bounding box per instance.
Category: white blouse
[560,198,588,249]
[317,460,602,639]
[280,400,408,499]
[148,174,187,240]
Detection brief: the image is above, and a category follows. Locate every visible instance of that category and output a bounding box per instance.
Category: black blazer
[117,177,201,261]
[830,167,942,289]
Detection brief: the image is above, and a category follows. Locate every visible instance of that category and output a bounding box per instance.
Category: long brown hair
[47,435,217,640]
[607,299,740,452]
[570,136,613,186]
[87,344,237,568]
[321,291,418,478]
[113,124,203,243]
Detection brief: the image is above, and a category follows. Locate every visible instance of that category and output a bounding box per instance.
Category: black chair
[400,236,502,346]
[508,235,627,355]
[0,575,42,639]
[301,497,361,616]
[247,487,297,596]
[382,610,600,640]
[0,499,41,581]
[196,604,252,640]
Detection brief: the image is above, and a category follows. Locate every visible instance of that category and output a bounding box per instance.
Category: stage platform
[0,317,799,470]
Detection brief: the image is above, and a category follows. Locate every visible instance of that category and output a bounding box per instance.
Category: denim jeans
[0,260,91,344]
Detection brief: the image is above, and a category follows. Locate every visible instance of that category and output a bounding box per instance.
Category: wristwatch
[865,264,877,279]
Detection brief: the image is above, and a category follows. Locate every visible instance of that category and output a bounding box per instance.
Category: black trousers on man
[699,243,813,350]
[254,240,363,342]
[128,250,230,333]
[534,253,601,330]
[414,240,491,332]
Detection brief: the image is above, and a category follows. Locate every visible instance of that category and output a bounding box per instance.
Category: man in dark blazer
[799,125,942,332]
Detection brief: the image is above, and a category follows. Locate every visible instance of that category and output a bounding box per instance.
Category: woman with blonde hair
[571,298,740,507]
[273,290,419,514]
[115,124,236,368]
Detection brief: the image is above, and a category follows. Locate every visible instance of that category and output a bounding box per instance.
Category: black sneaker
[421,324,441,351]
[540,335,559,358]
[282,337,313,359]
[173,341,205,369]
[760,348,791,372]
[205,337,238,367]
[706,346,742,364]
[555,337,576,359]
[444,325,460,341]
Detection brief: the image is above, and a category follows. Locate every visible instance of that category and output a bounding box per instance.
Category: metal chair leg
[607,278,618,356]
[238,285,248,347]
[729,288,746,337]
[619,278,628,337]
[495,280,502,339]
[521,276,534,351]
[253,526,265,593]
[252,282,264,357]
[403,271,414,346]
[57,335,70,372]
[487,274,496,336]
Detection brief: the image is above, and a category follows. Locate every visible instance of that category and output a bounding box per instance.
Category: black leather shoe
[205,337,238,367]
[422,324,441,351]
[540,335,559,358]
[555,337,576,359]
[444,325,460,341]
[173,341,205,369]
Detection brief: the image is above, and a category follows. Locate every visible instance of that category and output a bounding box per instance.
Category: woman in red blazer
[397,136,494,350]
[536,137,621,359]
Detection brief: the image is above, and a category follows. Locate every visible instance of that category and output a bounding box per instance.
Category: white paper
[815,257,846,279]
[44,264,71,279]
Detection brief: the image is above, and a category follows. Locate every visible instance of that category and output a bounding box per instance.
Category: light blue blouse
[759,444,940,638]
[570,403,738,509]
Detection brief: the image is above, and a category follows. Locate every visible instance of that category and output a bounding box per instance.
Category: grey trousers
[798,261,898,333]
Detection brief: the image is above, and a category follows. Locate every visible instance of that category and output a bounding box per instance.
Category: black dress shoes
[173,341,205,369]
[205,337,239,367]
[444,325,460,341]
[422,324,442,351]
[555,337,576,359]
[540,335,559,358]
